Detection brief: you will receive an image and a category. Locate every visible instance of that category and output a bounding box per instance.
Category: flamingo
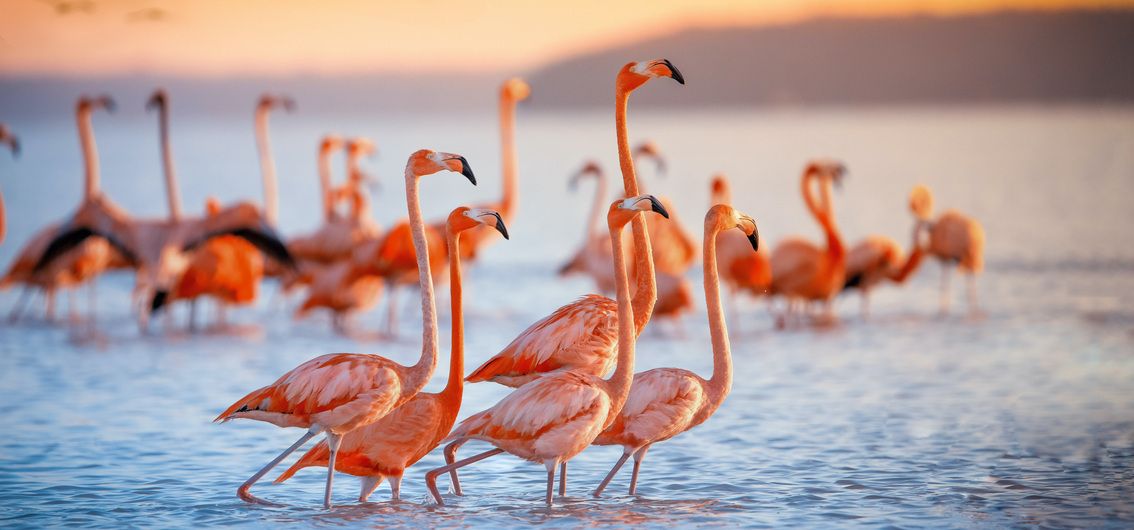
[593,204,758,497]
[842,188,927,318]
[2,96,126,325]
[214,149,476,508]
[558,161,615,292]
[464,59,684,387]
[424,195,669,506]
[908,184,985,314]
[631,140,697,277]
[710,174,772,319]
[458,78,529,262]
[768,161,847,327]
[0,123,19,245]
[276,206,508,501]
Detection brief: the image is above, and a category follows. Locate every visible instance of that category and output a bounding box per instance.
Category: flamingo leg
[966,273,980,315]
[238,427,321,506]
[592,451,631,497]
[45,288,56,322]
[358,475,383,502]
[323,432,343,509]
[860,290,870,320]
[384,284,398,337]
[189,300,198,333]
[443,440,465,495]
[558,461,567,496]
[8,286,33,322]
[939,263,952,314]
[544,460,558,506]
[424,447,503,505]
[628,444,650,495]
[389,474,402,501]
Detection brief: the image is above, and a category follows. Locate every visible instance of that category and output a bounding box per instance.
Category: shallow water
[1,106,1133,528]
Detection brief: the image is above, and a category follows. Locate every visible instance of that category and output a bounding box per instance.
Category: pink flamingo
[424,194,669,506]
[275,206,508,501]
[710,174,772,322]
[593,204,757,496]
[909,184,985,314]
[0,123,18,245]
[214,149,476,508]
[843,188,927,319]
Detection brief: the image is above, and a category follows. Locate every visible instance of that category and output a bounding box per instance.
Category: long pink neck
[403,165,439,391]
[346,150,371,221]
[155,99,182,221]
[318,144,336,222]
[582,170,607,242]
[890,222,925,283]
[255,106,279,224]
[441,228,464,400]
[605,216,637,419]
[499,93,518,221]
[615,88,656,335]
[77,106,100,200]
[702,215,733,406]
[801,169,843,264]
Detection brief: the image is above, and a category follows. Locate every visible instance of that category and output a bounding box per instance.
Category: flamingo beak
[646,195,669,218]
[456,156,476,185]
[661,59,685,85]
[490,212,509,240]
[150,290,169,313]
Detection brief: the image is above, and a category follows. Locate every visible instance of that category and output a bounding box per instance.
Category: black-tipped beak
[9,138,19,158]
[150,290,169,313]
[458,156,476,185]
[102,97,117,113]
[662,59,685,85]
[647,196,669,218]
[747,231,760,252]
[491,212,509,240]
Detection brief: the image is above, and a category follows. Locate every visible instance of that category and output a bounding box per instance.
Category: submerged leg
[593,451,632,497]
[424,447,503,505]
[8,286,33,322]
[966,272,981,315]
[189,300,198,333]
[629,444,651,495]
[238,427,321,506]
[323,432,343,509]
[384,284,398,337]
[443,440,465,495]
[939,263,952,314]
[860,290,870,320]
[558,461,567,496]
[544,460,558,506]
[388,474,402,501]
[358,475,384,502]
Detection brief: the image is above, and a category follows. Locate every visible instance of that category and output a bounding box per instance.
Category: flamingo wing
[182,202,295,269]
[597,368,706,446]
[465,294,618,386]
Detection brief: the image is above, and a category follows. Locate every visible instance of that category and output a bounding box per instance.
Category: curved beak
[489,212,509,240]
[661,59,685,85]
[742,216,760,252]
[99,96,117,113]
[456,156,476,185]
[281,96,296,112]
[646,195,669,219]
[146,90,165,112]
[150,290,169,313]
[5,136,19,158]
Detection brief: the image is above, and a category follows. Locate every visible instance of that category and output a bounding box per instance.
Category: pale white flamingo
[276,206,507,501]
[424,195,669,506]
[593,204,758,496]
[464,59,684,387]
[214,149,476,508]
[769,161,847,326]
[909,184,985,314]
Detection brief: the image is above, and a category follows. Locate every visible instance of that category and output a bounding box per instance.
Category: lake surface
[1,105,1133,528]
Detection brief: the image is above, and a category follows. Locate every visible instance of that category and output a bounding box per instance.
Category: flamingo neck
[255,107,279,224]
[77,107,100,200]
[318,145,336,222]
[702,216,733,405]
[499,93,518,221]
[801,169,844,264]
[441,229,465,400]
[605,216,637,415]
[890,222,926,283]
[585,170,607,241]
[346,152,371,221]
[615,88,656,334]
[156,101,182,221]
[404,165,439,390]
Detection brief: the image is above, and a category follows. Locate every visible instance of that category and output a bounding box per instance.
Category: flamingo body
[927,210,984,273]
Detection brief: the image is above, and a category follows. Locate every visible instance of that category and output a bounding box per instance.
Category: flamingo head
[348,137,377,158]
[608,194,669,227]
[407,149,476,185]
[710,173,731,204]
[569,161,603,190]
[708,204,759,252]
[449,207,509,239]
[145,89,168,112]
[257,94,296,114]
[78,95,116,115]
[632,140,666,175]
[502,77,531,103]
[320,134,345,153]
[205,197,222,217]
[618,59,685,93]
[909,184,934,221]
[805,159,847,189]
[0,124,19,157]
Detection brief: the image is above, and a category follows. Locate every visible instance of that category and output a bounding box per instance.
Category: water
[1,105,1133,528]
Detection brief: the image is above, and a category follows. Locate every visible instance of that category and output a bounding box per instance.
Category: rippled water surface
[1,106,1133,528]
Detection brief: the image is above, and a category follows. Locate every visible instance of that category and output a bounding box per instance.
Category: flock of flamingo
[0,58,986,509]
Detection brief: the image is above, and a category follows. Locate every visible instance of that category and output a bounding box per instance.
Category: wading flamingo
[0,123,18,245]
[458,78,529,261]
[908,184,985,314]
[710,174,772,319]
[593,204,758,497]
[214,149,476,508]
[425,195,669,506]
[843,189,927,318]
[769,161,847,327]
[276,206,508,501]
[632,140,697,277]
[464,59,683,387]
[2,97,125,325]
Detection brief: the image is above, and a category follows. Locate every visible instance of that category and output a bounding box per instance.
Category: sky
[1,0,1131,77]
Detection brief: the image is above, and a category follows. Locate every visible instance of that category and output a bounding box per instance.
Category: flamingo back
[594,367,707,448]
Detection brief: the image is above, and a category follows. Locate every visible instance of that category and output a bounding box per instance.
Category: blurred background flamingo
[909,184,986,315]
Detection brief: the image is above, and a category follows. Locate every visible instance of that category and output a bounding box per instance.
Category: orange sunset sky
[2,0,1131,77]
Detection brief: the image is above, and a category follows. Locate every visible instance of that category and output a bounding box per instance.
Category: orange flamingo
[0,123,18,245]
[769,161,847,326]
[593,204,758,496]
[909,184,985,314]
[2,96,126,324]
[214,149,476,508]
[465,59,683,387]
[710,174,772,320]
[842,188,927,318]
[276,206,508,501]
[424,195,669,506]
[458,78,529,262]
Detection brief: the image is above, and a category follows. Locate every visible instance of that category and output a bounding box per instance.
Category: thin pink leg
[544,460,557,506]
[558,461,567,496]
[444,440,465,495]
[238,427,321,506]
[628,444,650,495]
[592,451,631,497]
[424,447,503,505]
[323,432,343,509]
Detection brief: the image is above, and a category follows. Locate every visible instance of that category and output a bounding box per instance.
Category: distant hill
[526,9,1134,107]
